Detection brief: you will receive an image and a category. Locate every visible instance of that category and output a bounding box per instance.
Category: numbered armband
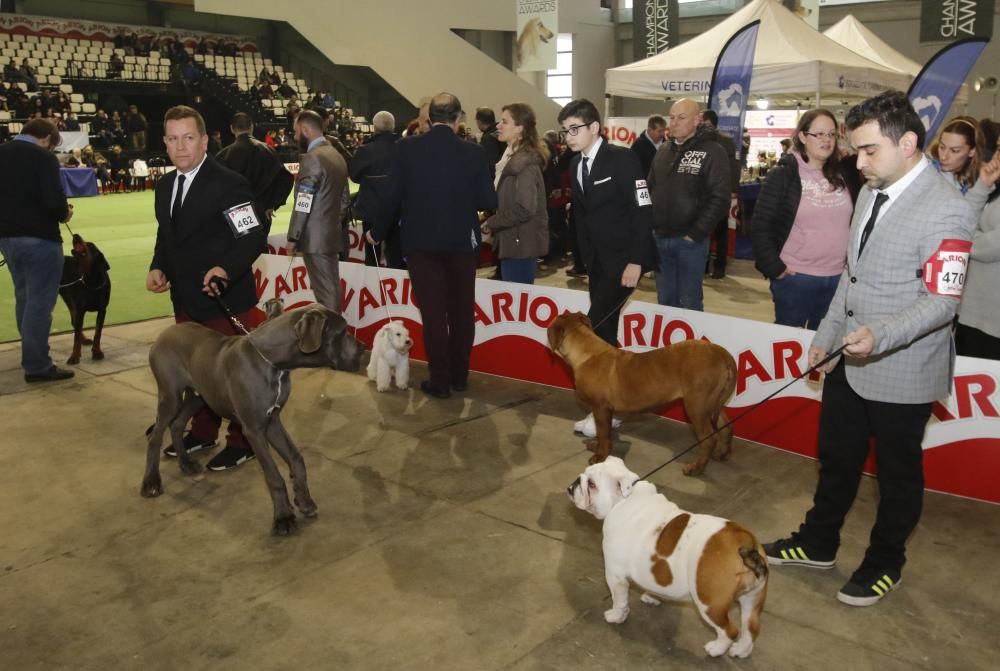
[223,201,262,238]
[294,177,318,215]
[922,238,972,297]
[634,179,652,207]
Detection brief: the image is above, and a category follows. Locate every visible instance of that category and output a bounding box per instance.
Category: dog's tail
[738,544,769,587]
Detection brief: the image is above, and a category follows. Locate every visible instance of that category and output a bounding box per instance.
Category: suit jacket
[813,163,978,403]
[570,141,655,275]
[0,139,69,242]
[216,134,294,219]
[287,139,349,254]
[150,155,262,321]
[372,124,497,255]
[349,131,398,222]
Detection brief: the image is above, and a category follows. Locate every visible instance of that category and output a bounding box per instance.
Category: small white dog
[367,321,412,392]
[567,457,769,658]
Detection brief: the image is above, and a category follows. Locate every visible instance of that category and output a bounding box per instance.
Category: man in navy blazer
[369,93,497,398]
[147,105,265,471]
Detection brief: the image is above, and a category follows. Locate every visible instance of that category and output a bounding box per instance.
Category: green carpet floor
[0,191,293,343]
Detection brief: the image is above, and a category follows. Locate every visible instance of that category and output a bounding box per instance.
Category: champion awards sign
[634,0,681,58]
[920,0,995,42]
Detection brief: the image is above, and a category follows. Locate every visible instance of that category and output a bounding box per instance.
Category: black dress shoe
[24,366,75,383]
[452,382,468,392]
[420,381,451,399]
[710,270,726,280]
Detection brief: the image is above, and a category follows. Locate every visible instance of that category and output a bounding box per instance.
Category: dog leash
[635,343,849,482]
[368,241,397,324]
[590,287,636,333]
[208,277,287,417]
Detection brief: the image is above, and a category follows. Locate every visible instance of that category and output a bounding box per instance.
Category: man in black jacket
[216,112,294,244]
[630,114,666,176]
[350,110,399,266]
[146,105,265,471]
[647,98,731,311]
[475,107,506,179]
[369,93,497,399]
[700,110,741,279]
[0,118,75,383]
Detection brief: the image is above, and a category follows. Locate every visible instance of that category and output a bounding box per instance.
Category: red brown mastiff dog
[547,312,737,475]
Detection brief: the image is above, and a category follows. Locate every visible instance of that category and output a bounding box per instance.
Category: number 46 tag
[923,238,972,297]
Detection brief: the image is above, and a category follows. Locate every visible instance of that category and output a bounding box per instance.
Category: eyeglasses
[803,131,838,140]
[559,123,591,139]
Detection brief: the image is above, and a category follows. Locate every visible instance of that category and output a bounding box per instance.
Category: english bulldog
[567,457,768,658]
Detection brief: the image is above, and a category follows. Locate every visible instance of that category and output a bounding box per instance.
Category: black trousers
[587,258,631,347]
[407,251,477,388]
[799,362,932,575]
[710,217,728,273]
[955,322,1000,361]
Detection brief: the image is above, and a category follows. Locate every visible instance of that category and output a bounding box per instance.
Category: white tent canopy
[606,0,911,104]
[824,15,968,104]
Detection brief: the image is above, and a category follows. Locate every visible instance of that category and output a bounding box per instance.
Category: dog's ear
[617,476,637,499]
[294,307,326,353]
[573,312,593,330]
[547,318,565,351]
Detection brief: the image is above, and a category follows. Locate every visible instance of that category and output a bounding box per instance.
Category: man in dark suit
[558,98,654,437]
[216,112,294,244]
[700,110,741,279]
[350,110,400,267]
[475,107,506,179]
[146,105,264,471]
[630,114,666,176]
[0,118,75,383]
[368,92,497,399]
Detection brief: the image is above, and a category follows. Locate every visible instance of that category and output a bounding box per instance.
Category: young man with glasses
[557,98,654,439]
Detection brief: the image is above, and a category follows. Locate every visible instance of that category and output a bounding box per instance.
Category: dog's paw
[294,496,318,517]
[272,515,298,536]
[91,350,104,361]
[704,637,732,657]
[604,606,629,624]
[396,382,409,390]
[376,383,390,392]
[140,475,163,498]
[640,593,661,606]
[66,354,81,365]
[178,457,203,476]
[81,337,93,346]
[682,461,706,477]
[728,636,753,658]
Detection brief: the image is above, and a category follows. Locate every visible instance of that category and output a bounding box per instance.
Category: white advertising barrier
[266,231,364,264]
[252,254,1000,505]
[605,117,650,148]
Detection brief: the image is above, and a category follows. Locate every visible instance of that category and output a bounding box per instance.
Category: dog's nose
[567,477,580,496]
[405,339,412,346]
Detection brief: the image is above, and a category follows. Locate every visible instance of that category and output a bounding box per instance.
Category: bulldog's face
[566,456,639,520]
[380,321,413,355]
[546,312,591,358]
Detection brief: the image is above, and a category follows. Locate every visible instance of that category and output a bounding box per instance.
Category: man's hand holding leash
[202,267,228,296]
[844,326,875,358]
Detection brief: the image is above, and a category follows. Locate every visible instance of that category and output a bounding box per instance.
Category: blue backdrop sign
[708,20,761,160]
[908,37,989,139]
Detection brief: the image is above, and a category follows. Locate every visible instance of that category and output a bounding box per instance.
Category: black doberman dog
[59,234,111,364]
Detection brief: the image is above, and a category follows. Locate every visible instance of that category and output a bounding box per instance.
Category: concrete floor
[1,259,998,671]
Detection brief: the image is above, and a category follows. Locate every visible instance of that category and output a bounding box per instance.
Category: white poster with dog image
[516,0,557,72]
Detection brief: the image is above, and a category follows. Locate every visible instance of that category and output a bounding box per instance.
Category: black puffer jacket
[647,126,732,241]
[750,152,861,279]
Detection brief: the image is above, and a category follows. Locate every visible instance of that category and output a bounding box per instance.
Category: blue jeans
[770,271,840,329]
[0,236,65,374]
[653,235,710,311]
[500,257,536,284]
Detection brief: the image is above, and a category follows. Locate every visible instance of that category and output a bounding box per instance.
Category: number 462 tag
[223,202,261,238]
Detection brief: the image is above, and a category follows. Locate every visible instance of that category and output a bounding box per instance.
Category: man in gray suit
[764,91,977,607]
[287,110,349,312]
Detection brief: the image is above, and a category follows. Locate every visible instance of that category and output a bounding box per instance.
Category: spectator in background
[930,116,985,195]
[0,118,75,383]
[109,110,126,146]
[475,107,506,179]
[19,59,38,91]
[131,156,149,191]
[109,145,130,193]
[207,129,222,155]
[63,111,81,132]
[956,152,1000,359]
[630,114,666,176]
[65,148,82,167]
[351,110,400,267]
[277,79,296,99]
[90,109,113,148]
[700,109,741,280]
[108,53,124,79]
[780,138,793,154]
[980,118,999,162]
[125,104,148,152]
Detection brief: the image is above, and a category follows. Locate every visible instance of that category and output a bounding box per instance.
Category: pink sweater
[780,154,853,277]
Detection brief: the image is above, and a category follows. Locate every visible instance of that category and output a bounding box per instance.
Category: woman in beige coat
[482,103,549,283]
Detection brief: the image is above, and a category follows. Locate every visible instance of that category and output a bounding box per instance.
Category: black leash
[590,287,636,333]
[637,343,849,482]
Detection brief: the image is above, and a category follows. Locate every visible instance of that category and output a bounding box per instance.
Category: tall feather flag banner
[908,37,989,139]
[708,20,761,160]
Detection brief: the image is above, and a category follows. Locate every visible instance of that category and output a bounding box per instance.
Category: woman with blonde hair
[481,102,549,283]
[931,116,985,195]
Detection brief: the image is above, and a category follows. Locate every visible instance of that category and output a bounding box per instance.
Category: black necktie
[171,174,186,222]
[858,192,889,257]
[581,156,590,193]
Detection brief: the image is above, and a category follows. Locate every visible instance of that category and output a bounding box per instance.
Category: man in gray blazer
[764,91,977,607]
[287,110,349,312]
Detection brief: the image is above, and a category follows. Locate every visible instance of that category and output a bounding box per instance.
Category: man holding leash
[146,105,265,471]
[557,98,654,438]
[0,118,75,383]
[764,91,977,606]
[286,109,349,313]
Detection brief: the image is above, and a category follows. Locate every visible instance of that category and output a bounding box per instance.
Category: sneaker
[763,536,836,568]
[163,433,218,458]
[206,445,256,471]
[24,366,75,383]
[573,413,623,438]
[837,570,901,607]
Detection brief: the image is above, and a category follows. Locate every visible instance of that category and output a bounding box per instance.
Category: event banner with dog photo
[251,254,1000,506]
[516,0,557,71]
